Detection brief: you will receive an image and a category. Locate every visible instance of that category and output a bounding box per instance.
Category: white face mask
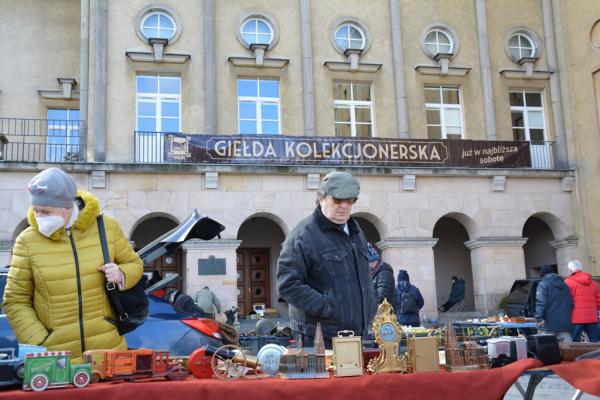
[66,205,79,228]
[36,215,66,237]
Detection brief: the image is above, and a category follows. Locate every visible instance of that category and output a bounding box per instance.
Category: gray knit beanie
[28,168,77,208]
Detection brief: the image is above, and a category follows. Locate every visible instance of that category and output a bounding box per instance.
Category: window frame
[509,89,547,142]
[135,5,182,45]
[504,27,541,63]
[334,23,366,52]
[421,24,459,59]
[424,86,465,140]
[136,74,182,134]
[236,12,280,50]
[333,81,376,138]
[46,108,81,162]
[237,78,281,135]
[329,17,372,55]
[240,17,274,46]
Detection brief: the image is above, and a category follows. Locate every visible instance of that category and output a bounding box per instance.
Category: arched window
[334,23,365,51]
[140,11,176,40]
[241,17,274,45]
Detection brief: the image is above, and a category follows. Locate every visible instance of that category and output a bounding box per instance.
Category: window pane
[353,84,371,101]
[425,43,437,55]
[262,121,279,135]
[349,38,363,49]
[525,92,542,107]
[261,103,278,120]
[511,111,524,127]
[426,109,440,125]
[334,106,351,122]
[239,102,256,119]
[446,133,462,140]
[238,80,257,97]
[355,107,371,123]
[442,89,460,104]
[144,28,160,38]
[137,76,158,93]
[336,38,348,49]
[508,35,520,47]
[145,14,159,28]
[425,87,441,103]
[530,129,545,141]
[528,111,544,128]
[355,124,371,138]
[160,77,180,94]
[47,109,68,120]
[509,92,524,106]
[425,31,437,43]
[508,47,520,61]
[439,43,452,53]
[69,110,80,120]
[446,125,462,135]
[158,14,174,30]
[333,83,351,100]
[138,102,156,117]
[256,20,270,34]
[513,128,526,141]
[438,31,450,45]
[350,26,362,39]
[240,120,257,135]
[335,123,351,137]
[242,33,256,43]
[444,109,461,126]
[138,117,156,132]
[427,125,441,139]
[161,102,179,117]
[259,80,278,98]
[161,118,179,132]
[256,34,271,44]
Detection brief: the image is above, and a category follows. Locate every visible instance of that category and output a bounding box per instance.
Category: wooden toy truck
[83,348,187,382]
[23,351,92,391]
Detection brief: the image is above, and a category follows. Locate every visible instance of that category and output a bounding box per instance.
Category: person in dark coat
[395,269,424,327]
[277,172,377,348]
[437,276,466,312]
[166,289,211,318]
[368,243,396,311]
[535,265,574,342]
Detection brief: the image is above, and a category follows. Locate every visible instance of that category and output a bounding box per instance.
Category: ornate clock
[367,298,408,373]
[257,344,286,376]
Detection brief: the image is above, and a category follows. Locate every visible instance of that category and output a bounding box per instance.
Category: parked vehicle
[504,276,600,318]
[0,344,46,388]
[83,349,187,382]
[0,210,226,357]
[23,351,92,391]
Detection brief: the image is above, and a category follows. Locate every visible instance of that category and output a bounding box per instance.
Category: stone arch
[352,211,386,245]
[432,214,475,311]
[236,212,287,318]
[12,218,30,241]
[525,212,570,240]
[521,212,565,277]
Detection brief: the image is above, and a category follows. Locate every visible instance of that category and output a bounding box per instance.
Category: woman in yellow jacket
[3,168,143,362]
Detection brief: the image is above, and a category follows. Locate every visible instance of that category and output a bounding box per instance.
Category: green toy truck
[22,351,92,392]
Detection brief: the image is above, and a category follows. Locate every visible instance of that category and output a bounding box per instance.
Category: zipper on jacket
[67,228,86,354]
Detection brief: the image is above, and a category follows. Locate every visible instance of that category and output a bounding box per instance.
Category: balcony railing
[529,140,555,169]
[0,118,87,163]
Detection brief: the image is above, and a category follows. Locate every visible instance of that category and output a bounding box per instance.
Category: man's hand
[99,263,123,284]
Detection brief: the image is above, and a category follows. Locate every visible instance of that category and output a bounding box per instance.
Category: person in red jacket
[564,260,600,342]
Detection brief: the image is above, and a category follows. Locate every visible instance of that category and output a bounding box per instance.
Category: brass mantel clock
[367,299,408,374]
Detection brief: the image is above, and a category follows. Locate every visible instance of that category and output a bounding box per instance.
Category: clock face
[379,322,398,342]
[257,344,285,375]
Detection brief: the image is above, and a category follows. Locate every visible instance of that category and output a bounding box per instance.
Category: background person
[368,243,396,311]
[395,269,424,327]
[437,276,466,312]
[535,265,574,342]
[166,288,210,318]
[276,171,377,348]
[3,168,143,362]
[565,260,600,342]
[194,286,222,319]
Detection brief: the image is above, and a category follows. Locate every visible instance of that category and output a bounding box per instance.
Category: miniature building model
[444,321,488,371]
[278,348,328,379]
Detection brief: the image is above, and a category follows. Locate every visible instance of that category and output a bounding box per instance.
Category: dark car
[504,275,600,318]
[0,209,227,357]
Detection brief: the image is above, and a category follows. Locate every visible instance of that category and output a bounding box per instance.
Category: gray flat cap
[320,172,360,199]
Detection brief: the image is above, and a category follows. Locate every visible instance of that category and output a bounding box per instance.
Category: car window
[507,281,532,304]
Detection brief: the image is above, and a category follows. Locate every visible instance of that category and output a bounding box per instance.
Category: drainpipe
[94,0,107,161]
[204,0,216,135]
[300,0,315,136]
[475,0,497,140]
[80,0,89,155]
[389,0,409,138]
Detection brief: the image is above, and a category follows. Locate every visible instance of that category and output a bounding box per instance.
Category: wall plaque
[198,257,226,275]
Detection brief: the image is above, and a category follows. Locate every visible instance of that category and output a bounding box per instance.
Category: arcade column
[465,237,528,313]
[182,239,242,313]
[550,235,579,276]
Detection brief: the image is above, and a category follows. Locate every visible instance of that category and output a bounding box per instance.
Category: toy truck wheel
[15,363,25,380]
[73,370,91,388]
[91,372,101,383]
[30,374,49,392]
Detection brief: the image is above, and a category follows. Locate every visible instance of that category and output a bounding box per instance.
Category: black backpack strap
[97,215,129,321]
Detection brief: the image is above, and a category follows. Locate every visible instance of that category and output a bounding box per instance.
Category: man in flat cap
[276,171,376,348]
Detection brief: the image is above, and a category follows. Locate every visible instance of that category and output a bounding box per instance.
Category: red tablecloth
[550,359,600,396]
[0,358,544,400]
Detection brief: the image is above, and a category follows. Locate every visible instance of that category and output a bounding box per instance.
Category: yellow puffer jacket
[3,190,143,363]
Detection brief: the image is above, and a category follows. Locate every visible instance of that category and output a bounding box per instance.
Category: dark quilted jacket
[371,262,396,310]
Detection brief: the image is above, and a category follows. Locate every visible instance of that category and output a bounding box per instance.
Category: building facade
[1,0,598,319]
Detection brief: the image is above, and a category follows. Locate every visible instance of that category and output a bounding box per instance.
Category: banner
[160,133,531,168]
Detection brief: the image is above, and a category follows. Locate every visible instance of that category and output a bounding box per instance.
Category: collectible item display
[444,321,488,371]
[278,348,329,379]
[257,344,286,376]
[332,331,363,377]
[406,336,440,372]
[487,336,527,367]
[559,341,600,361]
[204,344,255,380]
[23,351,92,392]
[189,348,215,379]
[367,299,407,374]
[83,349,187,382]
[527,334,561,365]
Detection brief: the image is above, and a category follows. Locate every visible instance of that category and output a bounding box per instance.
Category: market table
[452,320,538,339]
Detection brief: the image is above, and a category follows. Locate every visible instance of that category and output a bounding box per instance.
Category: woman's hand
[99,263,124,284]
